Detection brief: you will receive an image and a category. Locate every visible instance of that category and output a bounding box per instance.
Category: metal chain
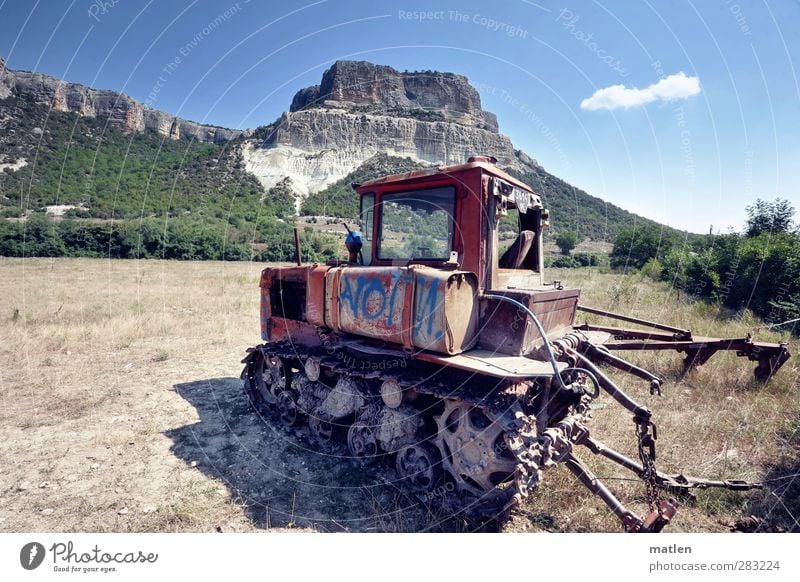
[636,419,663,516]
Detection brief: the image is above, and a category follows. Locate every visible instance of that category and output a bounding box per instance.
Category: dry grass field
[0,257,797,533]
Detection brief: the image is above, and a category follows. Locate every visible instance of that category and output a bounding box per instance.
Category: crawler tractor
[242,156,790,532]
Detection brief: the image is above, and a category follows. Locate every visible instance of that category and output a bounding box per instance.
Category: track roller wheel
[303,358,321,382]
[434,400,517,494]
[309,410,334,444]
[347,422,379,460]
[277,389,302,428]
[265,356,290,397]
[396,443,443,492]
[243,352,274,407]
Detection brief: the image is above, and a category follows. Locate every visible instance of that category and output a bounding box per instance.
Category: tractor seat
[499,230,534,269]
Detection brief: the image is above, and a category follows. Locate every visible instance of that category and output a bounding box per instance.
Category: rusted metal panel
[357,158,535,194]
[330,266,478,355]
[478,288,580,355]
[306,265,330,327]
[412,268,479,354]
[337,338,561,378]
[323,267,341,330]
[412,270,449,350]
[414,348,564,378]
[271,265,312,282]
[269,317,321,347]
[261,265,313,339]
[260,268,272,341]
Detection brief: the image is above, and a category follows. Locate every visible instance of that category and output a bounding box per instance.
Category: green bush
[610,226,678,270]
[0,215,340,263]
[546,252,608,269]
[608,200,799,335]
[640,257,663,281]
[547,256,579,268]
[555,230,579,255]
[725,232,800,316]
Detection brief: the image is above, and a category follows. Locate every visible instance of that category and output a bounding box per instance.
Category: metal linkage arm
[564,453,677,532]
[566,347,651,420]
[579,435,763,493]
[563,453,644,532]
[575,323,682,343]
[577,305,692,340]
[581,342,664,394]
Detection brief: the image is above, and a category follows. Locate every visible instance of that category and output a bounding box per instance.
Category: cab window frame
[376,185,457,261]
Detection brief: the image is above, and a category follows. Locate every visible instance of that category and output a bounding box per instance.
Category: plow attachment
[504,303,789,532]
[575,305,790,380]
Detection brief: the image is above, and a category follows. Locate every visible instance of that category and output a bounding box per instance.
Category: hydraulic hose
[482,293,599,395]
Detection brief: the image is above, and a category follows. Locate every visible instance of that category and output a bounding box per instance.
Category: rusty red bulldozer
[242,156,790,532]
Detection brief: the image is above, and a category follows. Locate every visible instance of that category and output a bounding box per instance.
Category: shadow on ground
[747,428,800,533]
[166,378,465,532]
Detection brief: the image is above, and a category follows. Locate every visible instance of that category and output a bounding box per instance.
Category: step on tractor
[241,155,790,532]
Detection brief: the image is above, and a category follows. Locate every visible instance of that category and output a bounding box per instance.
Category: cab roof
[354,156,534,194]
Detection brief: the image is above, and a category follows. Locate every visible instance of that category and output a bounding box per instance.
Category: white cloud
[581,72,701,111]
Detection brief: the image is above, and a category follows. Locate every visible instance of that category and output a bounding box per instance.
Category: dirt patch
[0,258,456,533]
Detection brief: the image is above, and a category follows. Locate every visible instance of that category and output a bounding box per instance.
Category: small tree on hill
[610,226,676,270]
[745,198,795,237]
[555,230,579,255]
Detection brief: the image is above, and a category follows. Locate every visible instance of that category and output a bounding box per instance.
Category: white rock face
[242,142,364,197]
[44,204,78,216]
[0,157,27,172]
[240,107,530,204]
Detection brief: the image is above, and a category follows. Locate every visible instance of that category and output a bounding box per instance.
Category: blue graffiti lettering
[414,280,444,341]
[339,276,359,314]
[386,271,410,326]
[340,274,397,328]
[361,279,387,320]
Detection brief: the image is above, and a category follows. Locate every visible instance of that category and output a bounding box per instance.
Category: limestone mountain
[241,60,535,199]
[242,60,672,242]
[0,56,683,261]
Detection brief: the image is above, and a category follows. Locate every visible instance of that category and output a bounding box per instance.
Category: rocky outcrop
[289,60,497,131]
[0,56,244,143]
[244,60,535,197]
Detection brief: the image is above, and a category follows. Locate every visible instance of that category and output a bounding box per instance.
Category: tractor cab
[354,155,549,290]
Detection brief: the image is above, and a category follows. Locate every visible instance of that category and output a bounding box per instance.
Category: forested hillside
[0,97,329,261]
[301,151,688,245]
[0,95,688,261]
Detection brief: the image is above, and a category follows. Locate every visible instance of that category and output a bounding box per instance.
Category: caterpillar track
[242,339,586,519]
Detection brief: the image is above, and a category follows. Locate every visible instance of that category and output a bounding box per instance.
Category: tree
[555,230,579,255]
[610,226,677,270]
[745,198,795,237]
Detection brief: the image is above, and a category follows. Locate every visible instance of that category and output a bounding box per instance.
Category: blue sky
[1,0,798,233]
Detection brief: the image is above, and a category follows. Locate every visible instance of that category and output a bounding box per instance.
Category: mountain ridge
[0,56,247,144]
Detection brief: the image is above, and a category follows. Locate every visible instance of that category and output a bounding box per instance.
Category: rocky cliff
[289,60,498,131]
[242,60,537,198]
[0,56,244,144]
